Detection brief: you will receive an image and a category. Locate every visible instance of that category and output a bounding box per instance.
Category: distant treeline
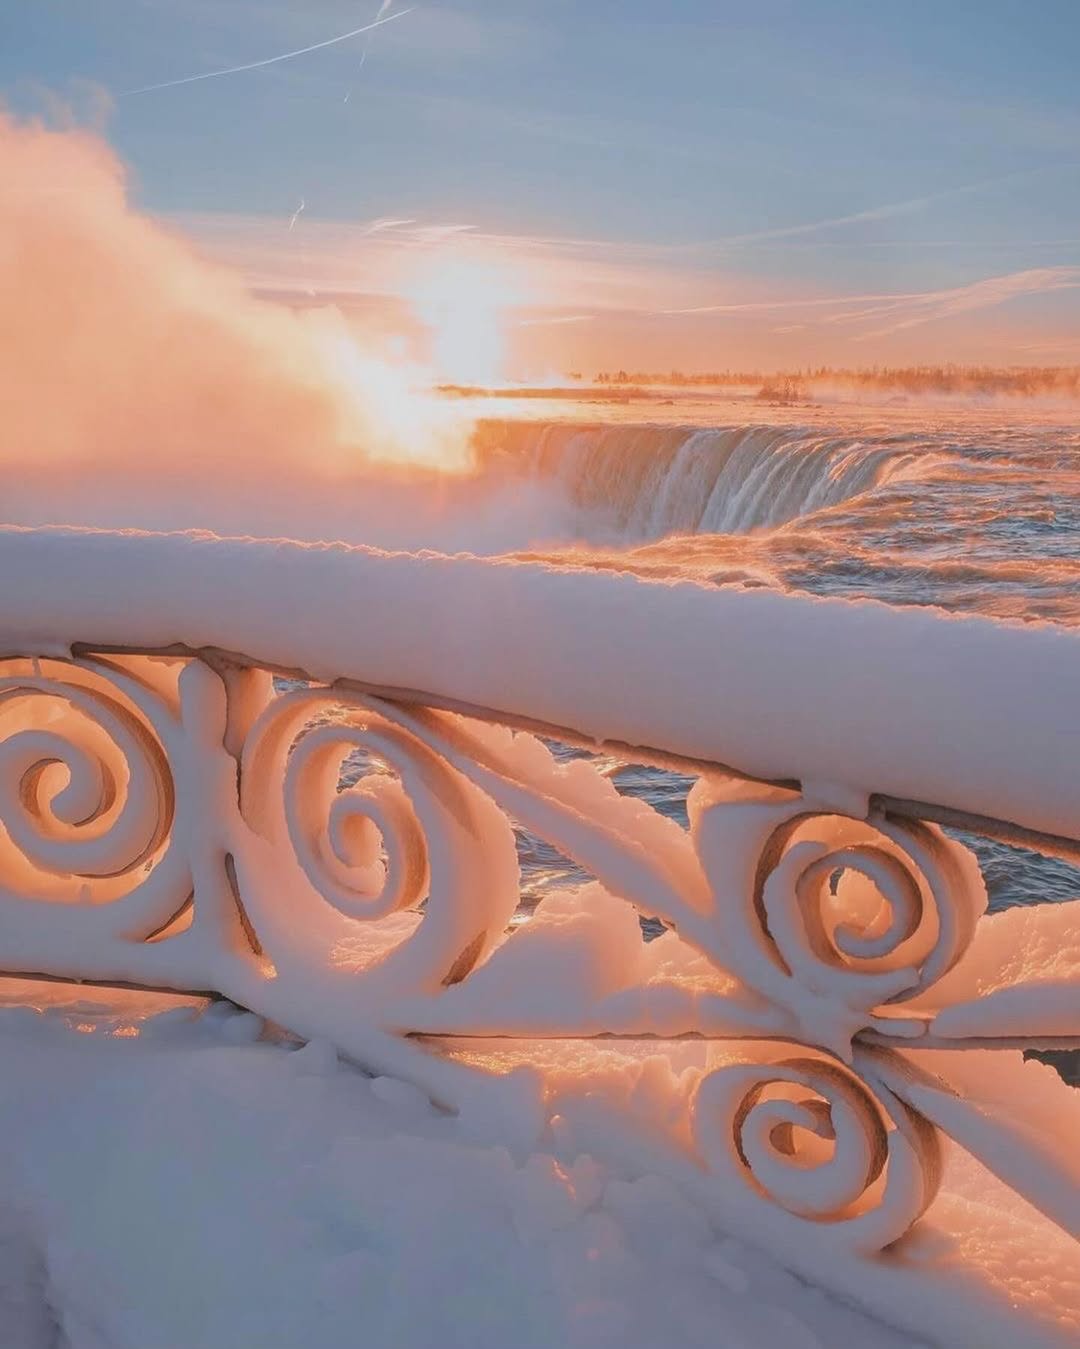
[591,365,1080,397]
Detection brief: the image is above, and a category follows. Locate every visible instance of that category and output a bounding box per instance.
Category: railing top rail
[40,641,1080,866]
[0,524,1076,844]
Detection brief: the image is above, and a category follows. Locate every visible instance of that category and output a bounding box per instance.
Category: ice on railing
[0,524,1076,1348]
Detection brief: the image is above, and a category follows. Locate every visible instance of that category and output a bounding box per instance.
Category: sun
[404,253,527,387]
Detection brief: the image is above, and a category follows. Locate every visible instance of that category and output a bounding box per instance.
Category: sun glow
[404,254,528,387]
[318,327,476,472]
[308,252,535,474]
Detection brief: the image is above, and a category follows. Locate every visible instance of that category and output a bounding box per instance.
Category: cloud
[657,268,1080,339]
[700,196,933,248]
[0,110,492,545]
[517,314,596,328]
[659,291,916,317]
[12,77,115,132]
[168,203,1080,371]
[170,209,723,314]
[827,267,1080,338]
[679,164,1079,253]
[361,216,418,235]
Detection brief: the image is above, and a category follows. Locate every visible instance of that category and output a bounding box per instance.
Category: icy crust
[0,522,1077,839]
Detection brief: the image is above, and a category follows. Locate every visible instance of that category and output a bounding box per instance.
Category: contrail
[344,0,396,104]
[287,198,305,232]
[121,8,412,97]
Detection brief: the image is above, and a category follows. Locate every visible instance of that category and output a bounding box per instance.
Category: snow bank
[0,987,925,1349]
[0,523,1075,841]
[4,987,1078,1349]
[0,525,1077,1349]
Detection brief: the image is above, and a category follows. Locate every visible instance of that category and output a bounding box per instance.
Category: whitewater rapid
[470,404,1080,916]
[474,412,1080,624]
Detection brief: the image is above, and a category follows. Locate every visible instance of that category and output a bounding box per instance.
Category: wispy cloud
[702,197,934,247]
[335,216,418,238]
[168,209,1080,362]
[170,210,716,311]
[830,267,1080,338]
[517,313,596,328]
[682,164,1079,252]
[660,292,919,317]
[660,267,1080,336]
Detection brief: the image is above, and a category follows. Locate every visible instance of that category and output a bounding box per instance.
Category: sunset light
[1,5,1079,1349]
[403,253,528,386]
[319,327,474,472]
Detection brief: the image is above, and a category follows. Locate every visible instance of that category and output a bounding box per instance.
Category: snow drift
[0,525,1076,1349]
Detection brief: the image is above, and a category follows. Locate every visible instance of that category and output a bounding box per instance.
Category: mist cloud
[0,111,503,543]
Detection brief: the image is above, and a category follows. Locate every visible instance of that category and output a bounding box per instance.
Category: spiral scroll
[693,1050,943,1252]
[236,690,521,996]
[0,648,1069,1278]
[769,813,982,986]
[0,656,193,948]
[695,779,988,1053]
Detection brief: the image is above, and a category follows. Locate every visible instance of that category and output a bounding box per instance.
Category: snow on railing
[0,525,1078,1348]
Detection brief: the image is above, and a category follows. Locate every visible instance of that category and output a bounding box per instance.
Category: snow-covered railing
[0,525,1078,1348]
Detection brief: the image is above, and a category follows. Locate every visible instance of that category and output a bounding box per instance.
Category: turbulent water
[475,406,1080,624]
[468,399,1080,915]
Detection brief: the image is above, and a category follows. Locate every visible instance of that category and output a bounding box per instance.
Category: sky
[3,0,1080,376]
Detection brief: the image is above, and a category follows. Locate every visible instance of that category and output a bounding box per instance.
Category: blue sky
[4,1,1080,368]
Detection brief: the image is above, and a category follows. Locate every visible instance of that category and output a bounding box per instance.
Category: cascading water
[474,415,1080,625]
[476,420,926,539]
[472,408,1080,918]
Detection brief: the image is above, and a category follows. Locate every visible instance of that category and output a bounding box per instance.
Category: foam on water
[470,402,1080,911]
[475,411,1080,623]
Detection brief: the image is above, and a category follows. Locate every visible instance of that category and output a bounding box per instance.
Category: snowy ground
[0,981,924,1349]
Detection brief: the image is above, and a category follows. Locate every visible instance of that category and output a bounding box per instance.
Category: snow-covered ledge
[0,524,1077,1348]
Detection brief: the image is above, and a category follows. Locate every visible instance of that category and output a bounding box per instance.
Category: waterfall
[474,420,923,539]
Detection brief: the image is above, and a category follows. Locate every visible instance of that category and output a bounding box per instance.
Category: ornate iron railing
[0,526,1077,1347]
